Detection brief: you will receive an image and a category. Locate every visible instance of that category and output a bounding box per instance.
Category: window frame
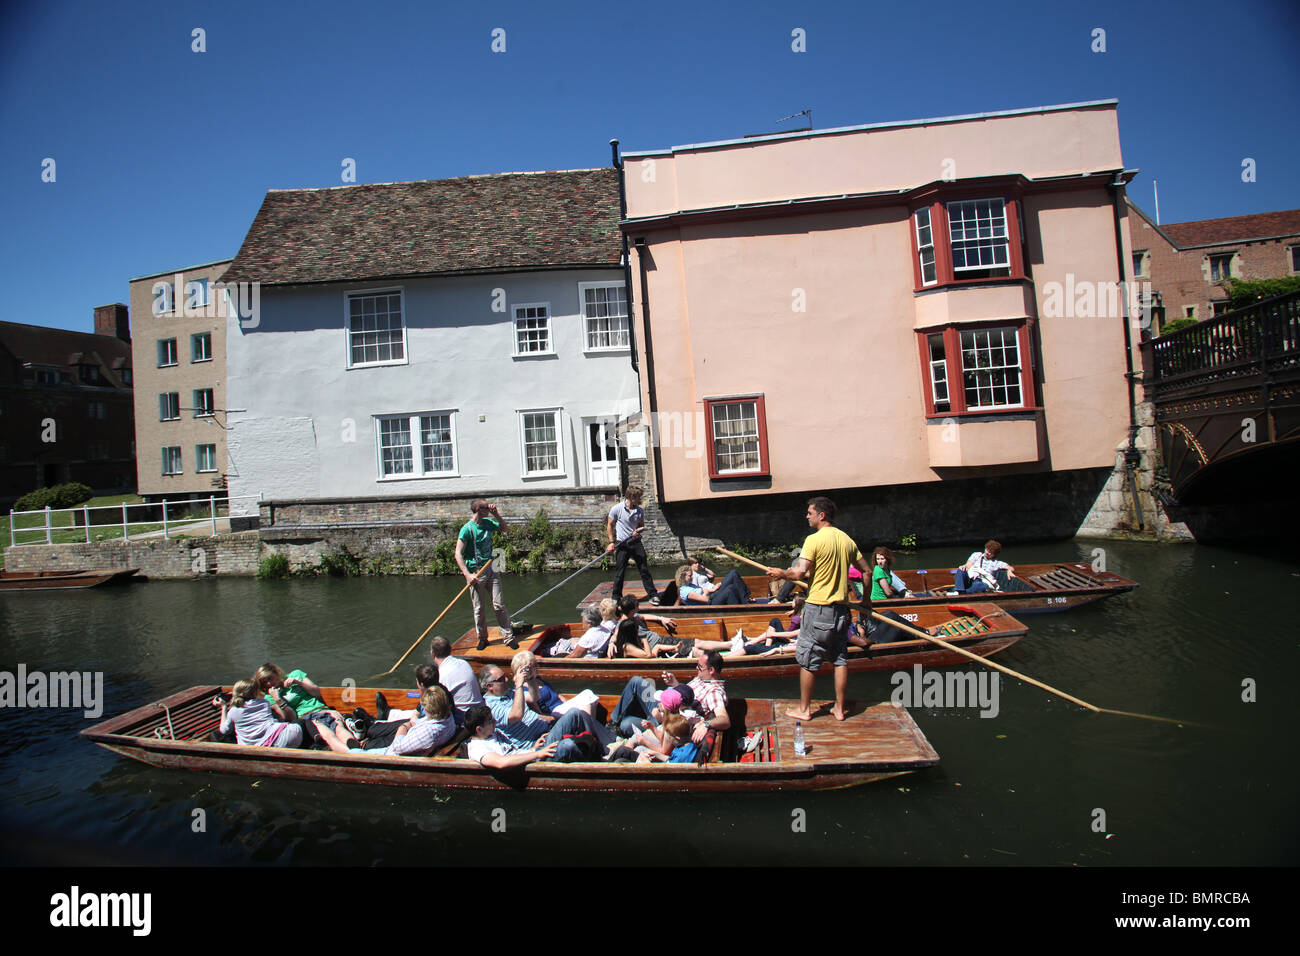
[193,388,215,418]
[185,277,210,310]
[372,411,460,481]
[157,338,178,368]
[159,392,180,422]
[578,281,630,352]
[1132,249,1150,278]
[1289,245,1300,275]
[512,303,555,358]
[345,287,408,370]
[195,443,218,473]
[703,395,770,479]
[1208,253,1234,282]
[191,332,212,363]
[517,408,566,478]
[910,191,1027,292]
[161,446,183,476]
[915,321,1039,419]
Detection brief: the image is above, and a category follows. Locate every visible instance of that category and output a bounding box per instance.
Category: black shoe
[504,635,520,650]
[375,691,390,722]
[476,637,488,651]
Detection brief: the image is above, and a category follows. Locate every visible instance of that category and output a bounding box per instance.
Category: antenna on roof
[775,109,812,131]
[1153,179,1160,226]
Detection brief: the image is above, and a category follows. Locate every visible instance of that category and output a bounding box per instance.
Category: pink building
[620,100,1143,542]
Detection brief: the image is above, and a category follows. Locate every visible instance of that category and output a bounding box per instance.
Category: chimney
[94,303,130,342]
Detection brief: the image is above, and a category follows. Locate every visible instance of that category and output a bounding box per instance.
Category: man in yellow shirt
[767,497,873,721]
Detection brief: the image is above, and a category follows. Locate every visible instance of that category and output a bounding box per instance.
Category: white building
[221,169,639,504]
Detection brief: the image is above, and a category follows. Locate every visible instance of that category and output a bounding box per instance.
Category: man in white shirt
[430,635,484,715]
[954,539,1016,593]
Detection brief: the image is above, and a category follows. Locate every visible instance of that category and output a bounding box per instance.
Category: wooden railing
[1147,289,1300,394]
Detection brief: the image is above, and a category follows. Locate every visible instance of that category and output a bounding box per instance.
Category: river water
[1,538,1296,867]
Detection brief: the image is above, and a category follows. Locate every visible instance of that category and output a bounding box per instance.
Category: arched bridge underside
[1146,291,1300,541]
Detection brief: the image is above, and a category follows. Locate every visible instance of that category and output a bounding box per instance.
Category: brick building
[1128,201,1300,331]
[0,305,135,506]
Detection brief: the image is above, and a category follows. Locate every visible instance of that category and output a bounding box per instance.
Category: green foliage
[15,482,95,511]
[1222,276,1300,310]
[317,546,363,577]
[898,532,918,550]
[1159,317,1200,336]
[256,553,290,580]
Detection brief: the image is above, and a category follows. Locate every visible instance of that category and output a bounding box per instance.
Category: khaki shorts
[794,601,850,670]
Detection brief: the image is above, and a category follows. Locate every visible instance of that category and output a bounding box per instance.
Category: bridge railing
[1148,289,1300,392]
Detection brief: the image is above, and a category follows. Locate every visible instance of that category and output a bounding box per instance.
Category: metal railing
[8,494,262,548]
[1148,289,1300,393]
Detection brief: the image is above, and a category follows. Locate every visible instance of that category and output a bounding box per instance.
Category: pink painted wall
[627,104,1134,502]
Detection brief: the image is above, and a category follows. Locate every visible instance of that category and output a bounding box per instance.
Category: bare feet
[831,705,847,721]
[785,708,812,721]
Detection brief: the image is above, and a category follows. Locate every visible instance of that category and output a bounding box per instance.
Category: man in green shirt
[455,498,518,651]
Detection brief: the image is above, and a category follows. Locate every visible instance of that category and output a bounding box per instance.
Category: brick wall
[3,530,261,577]
[262,488,620,529]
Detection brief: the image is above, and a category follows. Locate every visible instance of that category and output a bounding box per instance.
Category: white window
[196,444,217,472]
[927,333,950,414]
[193,388,214,417]
[161,446,182,475]
[185,278,210,309]
[1209,253,1233,282]
[375,412,458,479]
[347,290,406,367]
[191,332,212,362]
[513,304,552,355]
[709,400,762,474]
[157,338,177,367]
[519,409,563,476]
[579,282,629,350]
[960,327,1022,410]
[915,208,937,286]
[947,199,1009,276]
[159,392,180,421]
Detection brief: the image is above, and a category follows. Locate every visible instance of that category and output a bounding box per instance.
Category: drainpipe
[632,235,666,502]
[610,139,638,374]
[1108,173,1145,531]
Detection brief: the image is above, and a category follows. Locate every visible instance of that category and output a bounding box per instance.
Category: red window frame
[915,321,1039,418]
[703,395,770,479]
[910,190,1028,292]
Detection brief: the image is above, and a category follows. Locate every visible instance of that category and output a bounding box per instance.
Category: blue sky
[2,0,1297,333]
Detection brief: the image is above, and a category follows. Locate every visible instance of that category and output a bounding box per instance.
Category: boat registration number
[901,614,918,621]
[1047,596,1068,605]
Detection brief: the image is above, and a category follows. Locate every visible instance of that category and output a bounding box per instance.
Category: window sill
[582,346,631,356]
[915,275,1031,296]
[348,358,409,371]
[191,357,213,364]
[926,407,1041,422]
[512,351,557,360]
[377,472,460,482]
[708,470,771,480]
[521,471,567,480]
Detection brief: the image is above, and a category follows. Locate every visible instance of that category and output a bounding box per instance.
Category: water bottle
[793,720,806,757]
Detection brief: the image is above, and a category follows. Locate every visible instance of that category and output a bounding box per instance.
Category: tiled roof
[1161,209,1300,248]
[0,321,132,370]
[222,168,622,286]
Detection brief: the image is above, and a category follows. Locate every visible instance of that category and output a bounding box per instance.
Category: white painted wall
[226,270,641,503]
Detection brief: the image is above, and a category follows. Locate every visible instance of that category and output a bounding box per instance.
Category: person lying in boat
[727,596,806,656]
[477,664,609,762]
[254,663,346,747]
[688,554,715,588]
[610,593,689,658]
[509,649,565,720]
[675,565,754,606]
[315,687,457,757]
[607,687,701,764]
[609,650,731,744]
[463,704,559,768]
[347,663,442,746]
[953,540,1017,593]
[544,599,618,658]
[219,678,304,748]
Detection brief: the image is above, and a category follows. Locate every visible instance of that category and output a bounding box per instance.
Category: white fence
[8,494,262,548]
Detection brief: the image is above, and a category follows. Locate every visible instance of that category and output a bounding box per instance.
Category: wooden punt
[81,685,939,793]
[578,562,1138,616]
[454,602,1027,681]
[0,568,141,592]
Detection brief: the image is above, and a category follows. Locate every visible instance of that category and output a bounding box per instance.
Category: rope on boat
[157,702,176,740]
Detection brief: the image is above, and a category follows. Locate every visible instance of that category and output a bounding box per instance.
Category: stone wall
[3,530,262,578]
[261,488,619,529]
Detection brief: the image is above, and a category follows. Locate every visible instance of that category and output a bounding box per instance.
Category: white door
[584,418,619,487]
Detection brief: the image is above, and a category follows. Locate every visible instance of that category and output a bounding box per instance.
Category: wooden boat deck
[0,567,141,591]
[579,562,1137,615]
[453,602,1027,681]
[82,685,939,792]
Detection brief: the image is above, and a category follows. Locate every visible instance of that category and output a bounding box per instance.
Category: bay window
[911,194,1026,290]
[918,323,1037,417]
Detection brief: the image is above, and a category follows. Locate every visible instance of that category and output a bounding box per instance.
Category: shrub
[257,553,290,580]
[1158,317,1200,336]
[14,483,94,511]
[1222,276,1300,310]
